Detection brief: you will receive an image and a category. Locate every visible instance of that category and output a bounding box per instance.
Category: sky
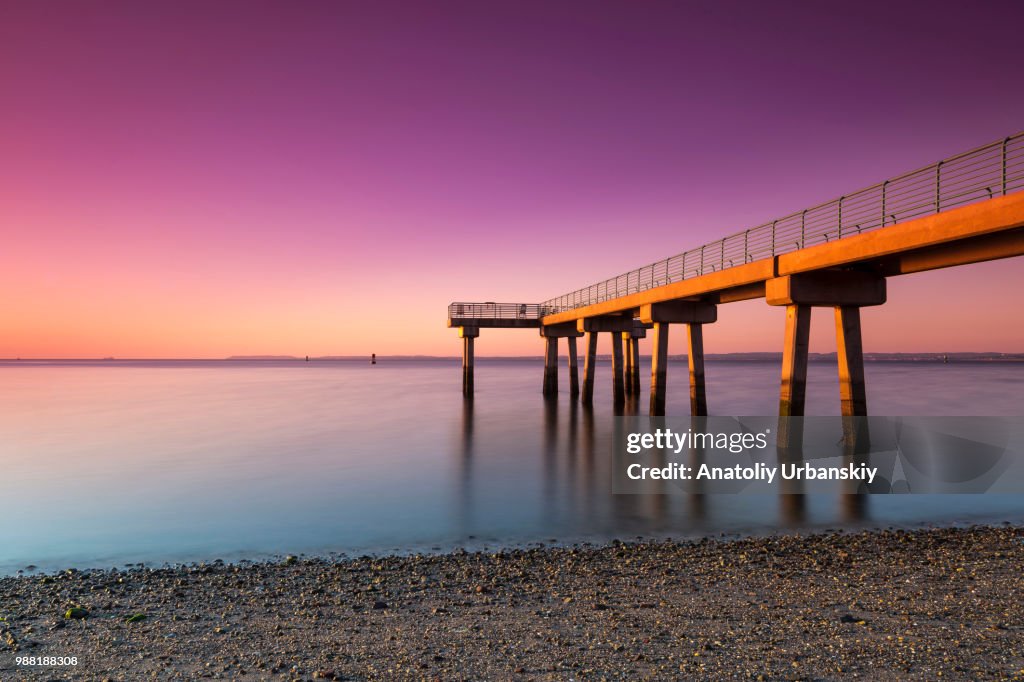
[2,0,1024,358]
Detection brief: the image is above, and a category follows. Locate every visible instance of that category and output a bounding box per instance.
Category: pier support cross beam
[649,322,670,416]
[542,336,559,397]
[687,323,707,417]
[581,332,598,405]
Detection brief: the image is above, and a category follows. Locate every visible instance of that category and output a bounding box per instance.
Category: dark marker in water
[371,353,376,365]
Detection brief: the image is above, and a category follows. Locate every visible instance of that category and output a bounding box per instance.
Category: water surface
[1,358,1022,574]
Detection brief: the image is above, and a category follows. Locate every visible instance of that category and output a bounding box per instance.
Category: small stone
[372,601,388,610]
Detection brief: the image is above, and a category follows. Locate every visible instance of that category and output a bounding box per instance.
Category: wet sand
[2,525,1023,680]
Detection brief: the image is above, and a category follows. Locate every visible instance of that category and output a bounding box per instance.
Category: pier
[449,133,1024,417]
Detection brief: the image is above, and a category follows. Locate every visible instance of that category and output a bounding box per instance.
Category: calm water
[2,358,1023,574]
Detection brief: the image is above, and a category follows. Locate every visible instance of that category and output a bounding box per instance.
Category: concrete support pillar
[462,336,474,397]
[622,333,634,397]
[581,332,598,405]
[630,334,641,395]
[835,305,869,520]
[459,326,479,398]
[610,331,625,407]
[567,335,580,399]
[542,336,558,397]
[779,305,811,417]
[649,322,670,416]
[687,323,707,416]
[835,306,867,417]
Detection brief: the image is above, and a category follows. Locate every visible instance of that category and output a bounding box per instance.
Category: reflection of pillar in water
[688,416,707,520]
[541,396,559,521]
[580,402,596,515]
[455,397,475,534]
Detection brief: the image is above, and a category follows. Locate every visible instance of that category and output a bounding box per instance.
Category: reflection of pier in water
[453,398,869,540]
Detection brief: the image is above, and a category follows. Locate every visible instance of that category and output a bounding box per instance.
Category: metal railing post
[801,210,807,247]
[881,181,888,226]
[771,220,776,256]
[838,196,844,239]
[1004,137,1010,195]
[935,162,942,212]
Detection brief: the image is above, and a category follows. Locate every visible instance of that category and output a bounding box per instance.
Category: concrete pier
[542,336,558,397]
[640,302,716,417]
[648,322,670,416]
[448,135,1024,405]
[621,333,635,397]
[835,305,867,417]
[610,332,625,408]
[778,304,810,417]
[629,333,641,395]
[459,326,479,398]
[581,332,598,405]
[540,322,583,398]
[567,335,580,398]
[578,316,634,408]
[687,323,707,416]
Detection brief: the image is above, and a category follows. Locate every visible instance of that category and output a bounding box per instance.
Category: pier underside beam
[766,271,886,307]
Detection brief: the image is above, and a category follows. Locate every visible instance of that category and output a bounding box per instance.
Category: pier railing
[541,132,1024,314]
[449,302,548,320]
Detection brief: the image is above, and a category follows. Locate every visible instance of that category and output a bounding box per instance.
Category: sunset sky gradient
[3,0,1024,358]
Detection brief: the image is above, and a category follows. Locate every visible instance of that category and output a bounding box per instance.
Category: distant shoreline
[2,353,1024,364]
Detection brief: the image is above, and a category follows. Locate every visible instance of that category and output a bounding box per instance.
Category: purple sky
[2,0,1024,356]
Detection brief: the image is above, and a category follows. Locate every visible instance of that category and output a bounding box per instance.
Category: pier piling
[648,322,670,416]
[610,332,625,408]
[567,335,580,398]
[778,304,811,417]
[459,326,479,398]
[687,323,707,416]
[542,336,559,397]
[582,332,598,405]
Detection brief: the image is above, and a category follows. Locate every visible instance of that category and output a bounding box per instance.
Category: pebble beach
[2,525,1023,680]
